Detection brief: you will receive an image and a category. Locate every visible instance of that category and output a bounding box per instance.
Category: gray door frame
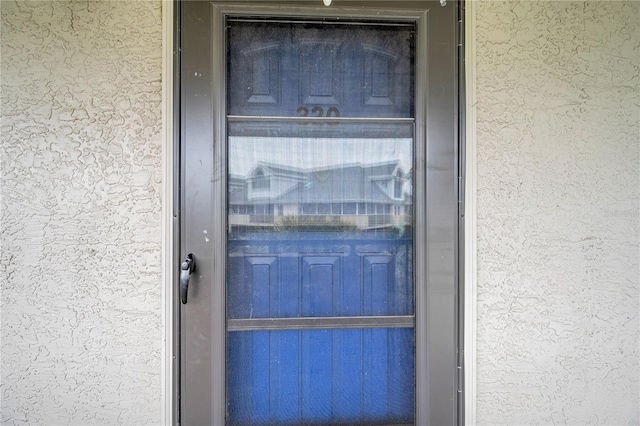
[176,1,464,424]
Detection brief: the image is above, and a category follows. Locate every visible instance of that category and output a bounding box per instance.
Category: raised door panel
[298,40,343,106]
[301,255,341,316]
[227,23,293,117]
[245,44,281,106]
[227,22,414,118]
[227,237,413,320]
[363,47,397,106]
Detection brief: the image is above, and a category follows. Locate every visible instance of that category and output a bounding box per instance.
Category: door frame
[162,1,470,424]
[161,1,180,425]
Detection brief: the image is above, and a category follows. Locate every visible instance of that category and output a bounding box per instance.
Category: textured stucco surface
[1,0,639,424]
[475,1,639,424]
[0,1,163,424]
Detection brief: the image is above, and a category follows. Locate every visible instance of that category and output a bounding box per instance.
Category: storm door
[179,2,461,426]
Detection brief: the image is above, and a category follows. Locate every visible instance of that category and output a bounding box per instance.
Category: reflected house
[229,160,412,230]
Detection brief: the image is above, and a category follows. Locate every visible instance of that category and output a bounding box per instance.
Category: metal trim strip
[227,315,415,331]
[227,17,415,27]
[227,115,416,124]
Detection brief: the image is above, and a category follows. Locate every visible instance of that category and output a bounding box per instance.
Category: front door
[179,2,461,425]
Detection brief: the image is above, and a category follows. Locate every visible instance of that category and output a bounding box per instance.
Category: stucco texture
[1,1,163,424]
[475,1,639,424]
[1,0,639,424]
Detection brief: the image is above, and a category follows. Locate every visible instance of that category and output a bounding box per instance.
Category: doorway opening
[174,2,464,425]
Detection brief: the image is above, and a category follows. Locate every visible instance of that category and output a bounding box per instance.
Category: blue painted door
[225,20,416,425]
[226,234,415,425]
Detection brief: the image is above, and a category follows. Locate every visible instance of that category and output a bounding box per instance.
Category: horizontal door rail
[227,115,415,124]
[227,315,415,331]
[227,18,416,27]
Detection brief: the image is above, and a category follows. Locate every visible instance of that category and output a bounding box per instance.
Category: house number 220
[296,106,341,118]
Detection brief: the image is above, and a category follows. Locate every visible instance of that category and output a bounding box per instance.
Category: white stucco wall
[1,1,163,424]
[474,1,639,424]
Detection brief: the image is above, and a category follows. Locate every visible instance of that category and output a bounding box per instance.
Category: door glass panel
[228,122,414,320]
[226,20,415,425]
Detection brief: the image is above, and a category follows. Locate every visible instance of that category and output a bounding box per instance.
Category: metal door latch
[180,254,196,304]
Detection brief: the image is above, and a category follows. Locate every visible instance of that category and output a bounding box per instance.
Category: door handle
[180,254,196,304]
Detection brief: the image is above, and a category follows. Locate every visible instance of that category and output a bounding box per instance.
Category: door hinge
[458,0,466,51]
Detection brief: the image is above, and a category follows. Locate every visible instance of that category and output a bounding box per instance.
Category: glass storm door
[179,2,460,425]
[226,19,416,426]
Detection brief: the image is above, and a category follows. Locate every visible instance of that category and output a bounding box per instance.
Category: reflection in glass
[227,123,415,320]
[228,123,413,236]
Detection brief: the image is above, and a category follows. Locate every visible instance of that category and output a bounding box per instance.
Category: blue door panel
[332,329,363,422]
[227,332,253,424]
[251,258,277,318]
[299,41,343,106]
[227,328,415,425]
[275,254,300,318]
[269,331,300,423]
[363,255,393,316]
[252,332,270,423]
[339,253,362,316]
[363,328,388,421]
[301,329,333,422]
[228,234,414,424]
[228,22,414,118]
[388,328,416,420]
[228,233,413,318]
[302,256,340,317]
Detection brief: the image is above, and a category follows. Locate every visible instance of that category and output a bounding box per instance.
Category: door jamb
[463,0,477,424]
[161,1,179,425]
